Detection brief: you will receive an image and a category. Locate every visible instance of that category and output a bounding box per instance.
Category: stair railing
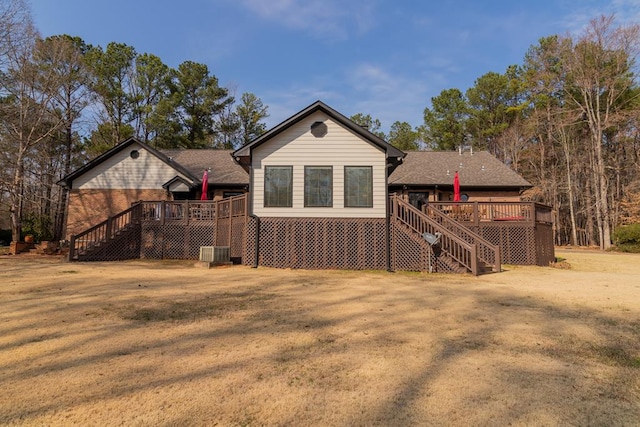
[69,202,142,261]
[390,194,480,275]
[423,204,501,272]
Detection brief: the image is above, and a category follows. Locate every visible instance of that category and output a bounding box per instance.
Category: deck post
[68,235,76,261]
[106,216,112,240]
[214,199,220,246]
[529,202,535,226]
[470,244,478,276]
[473,202,480,227]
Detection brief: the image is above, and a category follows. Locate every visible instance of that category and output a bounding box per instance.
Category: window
[264,166,292,207]
[344,166,373,208]
[310,121,328,138]
[305,166,333,207]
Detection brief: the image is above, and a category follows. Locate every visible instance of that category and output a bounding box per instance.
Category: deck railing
[138,194,248,224]
[390,195,481,275]
[428,201,552,225]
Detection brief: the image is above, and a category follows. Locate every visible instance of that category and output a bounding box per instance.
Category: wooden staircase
[69,203,143,261]
[389,194,501,275]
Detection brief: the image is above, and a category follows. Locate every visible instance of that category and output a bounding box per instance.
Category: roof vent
[311,121,328,138]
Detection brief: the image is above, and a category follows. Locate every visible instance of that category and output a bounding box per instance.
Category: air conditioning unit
[199,246,230,264]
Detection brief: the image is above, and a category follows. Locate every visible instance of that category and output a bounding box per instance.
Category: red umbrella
[200,169,208,200]
[453,171,461,202]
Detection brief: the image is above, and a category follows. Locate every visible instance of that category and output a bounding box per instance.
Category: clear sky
[29,0,640,132]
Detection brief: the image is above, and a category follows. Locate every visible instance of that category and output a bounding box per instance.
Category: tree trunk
[54,122,73,240]
[584,174,597,246]
[562,136,579,246]
[10,148,25,242]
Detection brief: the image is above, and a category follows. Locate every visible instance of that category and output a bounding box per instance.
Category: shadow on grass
[1,265,639,425]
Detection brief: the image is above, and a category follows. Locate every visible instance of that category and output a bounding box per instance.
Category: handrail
[423,204,501,272]
[428,201,553,225]
[69,202,142,260]
[390,194,480,275]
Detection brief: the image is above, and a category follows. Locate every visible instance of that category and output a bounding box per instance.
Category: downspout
[249,214,260,268]
[248,161,259,268]
[386,212,392,272]
[386,160,394,273]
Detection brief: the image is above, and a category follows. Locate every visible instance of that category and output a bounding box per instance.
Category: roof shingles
[388,151,531,188]
[160,149,249,185]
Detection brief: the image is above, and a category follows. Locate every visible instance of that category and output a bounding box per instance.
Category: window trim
[304,166,333,207]
[264,165,293,208]
[344,166,373,208]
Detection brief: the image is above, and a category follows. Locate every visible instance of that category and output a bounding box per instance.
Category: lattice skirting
[390,221,464,273]
[214,217,246,259]
[469,223,554,266]
[77,226,142,261]
[244,217,387,270]
[535,223,555,265]
[141,222,215,259]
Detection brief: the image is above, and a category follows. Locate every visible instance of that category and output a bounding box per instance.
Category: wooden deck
[425,201,554,266]
[69,194,554,268]
[426,201,553,226]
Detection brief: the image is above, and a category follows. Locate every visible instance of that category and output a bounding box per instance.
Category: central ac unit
[199,246,230,263]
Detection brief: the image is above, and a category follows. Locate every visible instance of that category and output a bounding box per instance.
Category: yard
[1,250,639,426]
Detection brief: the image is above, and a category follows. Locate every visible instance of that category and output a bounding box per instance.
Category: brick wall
[65,188,169,239]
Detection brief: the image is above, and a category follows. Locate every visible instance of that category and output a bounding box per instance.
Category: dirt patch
[1,250,639,425]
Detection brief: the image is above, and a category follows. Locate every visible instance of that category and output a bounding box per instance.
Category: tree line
[1,0,638,251]
[356,16,640,250]
[0,0,269,243]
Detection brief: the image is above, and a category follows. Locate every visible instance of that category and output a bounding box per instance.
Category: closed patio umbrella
[453,171,461,202]
[200,169,208,200]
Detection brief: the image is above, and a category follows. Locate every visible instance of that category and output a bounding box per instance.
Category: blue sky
[29,0,640,133]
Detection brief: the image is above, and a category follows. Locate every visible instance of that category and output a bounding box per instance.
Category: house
[59,101,553,272]
[389,150,532,208]
[58,140,248,239]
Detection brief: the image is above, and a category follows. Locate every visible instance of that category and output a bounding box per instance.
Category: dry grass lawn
[1,249,639,426]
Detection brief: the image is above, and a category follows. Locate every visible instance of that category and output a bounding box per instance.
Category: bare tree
[36,35,90,239]
[562,15,640,249]
[0,1,66,242]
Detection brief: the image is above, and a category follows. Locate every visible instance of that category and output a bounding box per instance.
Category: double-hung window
[264,166,292,207]
[304,166,333,207]
[344,166,373,208]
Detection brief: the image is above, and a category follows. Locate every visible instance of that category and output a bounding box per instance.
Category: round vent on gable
[310,121,328,138]
[130,150,140,159]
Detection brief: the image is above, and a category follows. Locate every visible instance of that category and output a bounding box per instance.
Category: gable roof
[160,149,249,185]
[232,100,405,165]
[162,175,193,191]
[389,151,531,188]
[59,136,530,192]
[58,137,198,188]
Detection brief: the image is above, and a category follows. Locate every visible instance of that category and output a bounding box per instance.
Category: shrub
[22,213,53,242]
[613,223,640,253]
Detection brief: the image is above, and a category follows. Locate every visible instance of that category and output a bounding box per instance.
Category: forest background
[1,0,639,250]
